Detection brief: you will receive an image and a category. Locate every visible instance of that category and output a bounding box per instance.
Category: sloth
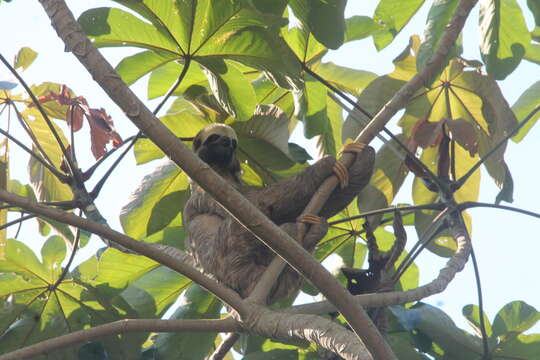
[183,124,375,304]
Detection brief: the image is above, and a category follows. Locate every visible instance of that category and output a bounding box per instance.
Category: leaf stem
[50,209,82,291]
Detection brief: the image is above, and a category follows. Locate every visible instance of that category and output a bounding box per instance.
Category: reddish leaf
[67,105,84,131]
[445,118,478,156]
[85,108,123,159]
[412,118,444,148]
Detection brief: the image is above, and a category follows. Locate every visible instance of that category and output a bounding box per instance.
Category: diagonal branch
[37,1,389,357]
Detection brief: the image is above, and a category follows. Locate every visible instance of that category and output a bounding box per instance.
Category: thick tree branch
[37,1,388,357]
[0,318,240,360]
[246,308,372,360]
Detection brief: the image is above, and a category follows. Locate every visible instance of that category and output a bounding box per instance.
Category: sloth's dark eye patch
[206,134,220,144]
[231,139,237,149]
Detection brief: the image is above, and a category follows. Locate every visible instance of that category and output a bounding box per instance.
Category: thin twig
[209,332,240,360]
[0,213,36,231]
[50,209,82,291]
[83,134,137,178]
[455,104,540,190]
[470,247,490,359]
[14,212,25,238]
[459,201,540,220]
[328,203,444,226]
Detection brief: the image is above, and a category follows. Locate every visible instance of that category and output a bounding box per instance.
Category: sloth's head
[193,124,241,182]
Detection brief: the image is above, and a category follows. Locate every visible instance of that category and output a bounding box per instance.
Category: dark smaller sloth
[183,124,374,303]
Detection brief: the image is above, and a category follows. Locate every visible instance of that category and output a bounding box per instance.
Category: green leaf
[122,266,191,317]
[0,239,49,282]
[282,26,327,65]
[155,284,222,359]
[231,105,295,183]
[497,334,540,358]
[116,50,179,85]
[22,106,71,202]
[148,61,208,99]
[302,75,328,138]
[314,62,378,97]
[417,0,462,74]
[492,301,540,339]
[316,94,343,157]
[511,80,540,142]
[0,240,134,357]
[524,41,540,65]
[41,235,66,279]
[80,1,302,91]
[78,7,179,53]
[344,16,382,43]
[391,303,483,358]
[357,135,410,228]
[13,47,38,71]
[134,111,209,164]
[462,304,493,338]
[479,0,531,79]
[120,163,189,239]
[197,59,256,121]
[373,0,427,50]
[289,0,346,50]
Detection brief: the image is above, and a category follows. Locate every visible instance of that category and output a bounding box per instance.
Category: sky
[1,0,539,336]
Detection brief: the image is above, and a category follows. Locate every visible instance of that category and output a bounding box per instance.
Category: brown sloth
[183,124,375,304]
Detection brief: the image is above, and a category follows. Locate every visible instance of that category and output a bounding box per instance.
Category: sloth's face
[197,133,237,166]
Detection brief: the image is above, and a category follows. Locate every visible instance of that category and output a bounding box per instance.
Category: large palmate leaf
[79,0,301,121]
[0,238,143,358]
[479,0,531,79]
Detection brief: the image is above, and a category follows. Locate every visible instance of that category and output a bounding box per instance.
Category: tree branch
[246,308,373,360]
[0,318,240,360]
[37,1,387,357]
